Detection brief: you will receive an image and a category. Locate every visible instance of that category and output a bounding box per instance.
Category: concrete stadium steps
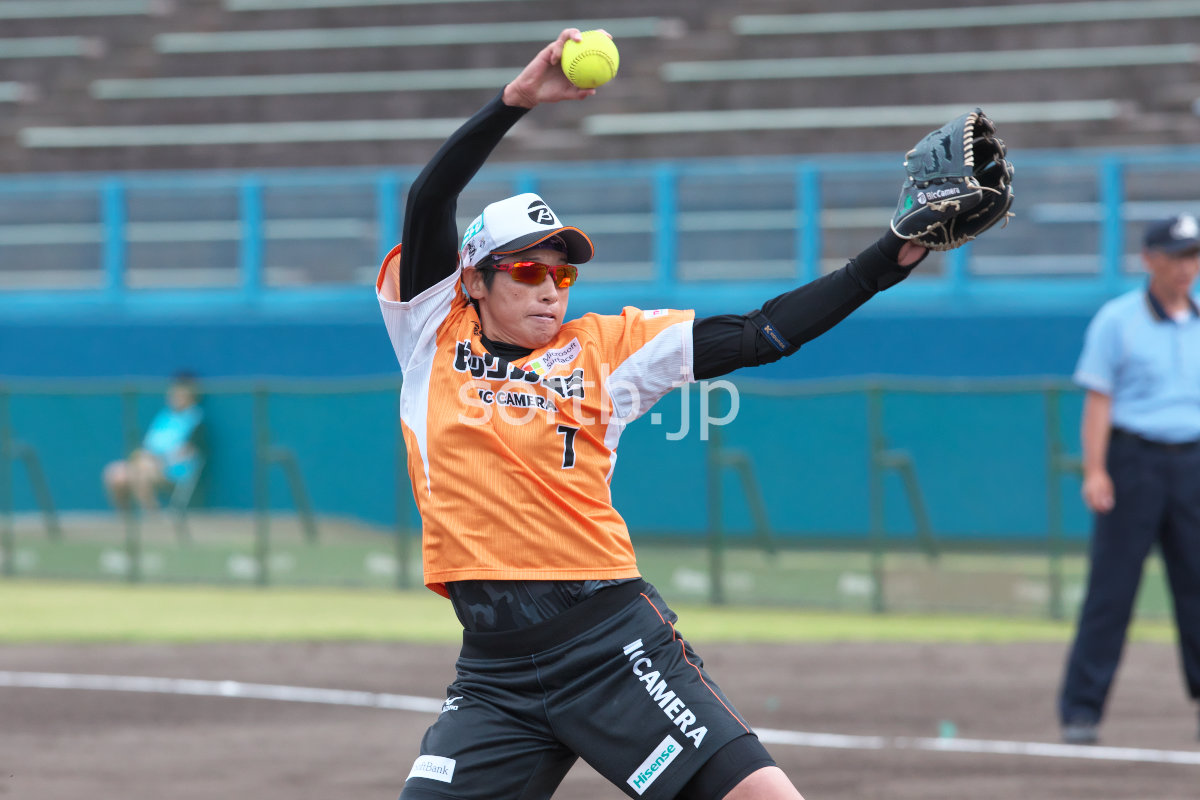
[0,0,172,38]
[221,0,587,10]
[0,0,685,170]
[89,68,526,99]
[2,0,1200,172]
[662,45,1200,84]
[0,35,105,59]
[211,0,704,31]
[0,0,193,172]
[0,0,169,19]
[0,82,32,103]
[731,0,1200,36]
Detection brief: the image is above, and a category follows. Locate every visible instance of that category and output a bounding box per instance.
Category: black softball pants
[1059,431,1200,725]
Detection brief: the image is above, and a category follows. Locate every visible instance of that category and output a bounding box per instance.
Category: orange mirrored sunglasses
[490,261,578,288]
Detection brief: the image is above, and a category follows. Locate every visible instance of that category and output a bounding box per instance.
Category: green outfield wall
[0,375,1126,618]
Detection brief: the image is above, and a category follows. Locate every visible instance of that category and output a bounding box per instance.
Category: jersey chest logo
[453,340,539,383]
[452,340,587,401]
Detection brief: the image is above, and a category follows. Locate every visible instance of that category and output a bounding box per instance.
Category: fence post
[1099,157,1125,294]
[1045,385,1067,621]
[101,178,126,301]
[12,443,60,540]
[796,164,821,284]
[123,509,142,584]
[866,383,887,614]
[265,447,318,544]
[0,389,13,578]
[375,172,400,266]
[945,241,971,295]
[514,171,539,196]
[253,387,271,587]
[653,164,678,295]
[240,177,265,303]
[121,387,142,583]
[705,388,726,605]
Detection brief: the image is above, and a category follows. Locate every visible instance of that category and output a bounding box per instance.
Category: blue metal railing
[2,147,1200,315]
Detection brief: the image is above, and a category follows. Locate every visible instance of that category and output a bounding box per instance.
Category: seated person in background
[103,372,204,513]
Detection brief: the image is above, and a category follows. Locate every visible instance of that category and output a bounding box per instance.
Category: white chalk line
[0,670,442,713]
[754,727,1200,765]
[3,670,1199,766]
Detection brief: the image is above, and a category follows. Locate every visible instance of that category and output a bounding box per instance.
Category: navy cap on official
[459,193,594,269]
[1143,213,1200,254]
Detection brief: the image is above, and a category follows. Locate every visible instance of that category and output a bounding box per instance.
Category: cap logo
[527,200,558,227]
[1171,214,1199,240]
[461,216,484,251]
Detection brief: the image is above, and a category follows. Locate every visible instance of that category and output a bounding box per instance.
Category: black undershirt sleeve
[692,231,920,380]
[397,91,529,302]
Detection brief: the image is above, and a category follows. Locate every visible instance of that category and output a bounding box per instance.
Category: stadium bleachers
[583,99,1125,136]
[663,44,1199,83]
[222,0,539,8]
[223,0,537,9]
[2,0,1198,173]
[0,35,103,58]
[0,0,169,19]
[19,117,464,147]
[1,0,1199,293]
[153,17,668,53]
[731,0,1200,34]
[0,82,28,102]
[90,67,524,99]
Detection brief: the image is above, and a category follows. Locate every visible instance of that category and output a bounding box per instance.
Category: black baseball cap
[1143,214,1200,254]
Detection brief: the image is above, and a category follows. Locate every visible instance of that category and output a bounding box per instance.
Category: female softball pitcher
[378,29,930,800]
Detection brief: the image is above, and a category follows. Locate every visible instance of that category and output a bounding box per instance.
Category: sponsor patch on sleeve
[407,755,456,784]
[643,309,670,319]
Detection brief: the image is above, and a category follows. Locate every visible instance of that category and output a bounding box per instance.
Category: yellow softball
[561,30,619,89]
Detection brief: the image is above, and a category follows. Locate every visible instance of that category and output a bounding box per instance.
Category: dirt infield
[1,639,1196,799]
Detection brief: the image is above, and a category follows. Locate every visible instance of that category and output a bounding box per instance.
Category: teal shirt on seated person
[141,406,203,482]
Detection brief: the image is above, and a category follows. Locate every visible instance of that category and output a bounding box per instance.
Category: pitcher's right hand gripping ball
[890,109,1014,251]
[561,30,619,89]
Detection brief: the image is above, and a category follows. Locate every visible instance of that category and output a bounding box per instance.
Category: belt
[459,578,649,659]
[1111,427,1200,452]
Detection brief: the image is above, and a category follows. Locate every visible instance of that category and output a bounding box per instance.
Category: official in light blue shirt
[1073,286,1200,444]
[1058,213,1200,746]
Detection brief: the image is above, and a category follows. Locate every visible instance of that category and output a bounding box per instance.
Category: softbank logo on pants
[627,735,681,795]
[407,755,455,784]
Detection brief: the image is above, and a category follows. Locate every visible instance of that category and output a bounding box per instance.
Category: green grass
[0,579,1178,645]
[674,603,1175,644]
[7,525,1177,623]
[0,580,458,643]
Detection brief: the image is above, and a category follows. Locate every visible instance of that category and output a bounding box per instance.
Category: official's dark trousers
[1059,431,1200,725]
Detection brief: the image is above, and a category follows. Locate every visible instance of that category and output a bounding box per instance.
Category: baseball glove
[890,108,1014,251]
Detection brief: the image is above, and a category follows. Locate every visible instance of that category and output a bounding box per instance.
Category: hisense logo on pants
[626,735,681,795]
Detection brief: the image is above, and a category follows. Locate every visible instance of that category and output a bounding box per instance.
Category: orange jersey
[377,245,695,597]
